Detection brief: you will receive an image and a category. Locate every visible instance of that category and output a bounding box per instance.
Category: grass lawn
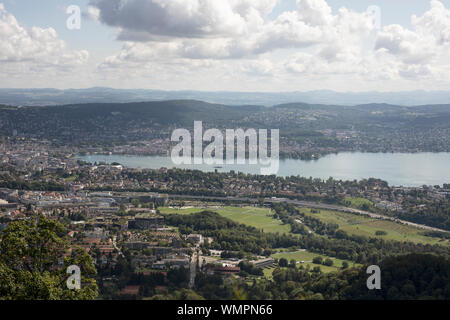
[263,267,276,280]
[159,207,206,215]
[159,206,291,234]
[64,175,79,182]
[299,208,449,246]
[271,249,360,274]
[342,197,373,209]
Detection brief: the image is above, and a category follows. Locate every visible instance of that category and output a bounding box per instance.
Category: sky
[2,0,450,92]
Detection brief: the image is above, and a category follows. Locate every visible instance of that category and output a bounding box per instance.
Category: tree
[323,258,333,267]
[312,257,323,265]
[131,199,141,208]
[278,258,288,268]
[0,216,98,300]
[312,266,322,273]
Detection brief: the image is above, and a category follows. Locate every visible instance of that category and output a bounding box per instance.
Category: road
[188,250,198,290]
[112,235,125,258]
[3,185,445,234]
[168,194,449,234]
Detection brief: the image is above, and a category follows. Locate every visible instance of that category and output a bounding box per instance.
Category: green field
[263,267,276,280]
[64,174,79,182]
[159,206,291,234]
[342,197,373,209]
[299,208,449,246]
[158,205,449,245]
[159,207,206,215]
[271,250,360,274]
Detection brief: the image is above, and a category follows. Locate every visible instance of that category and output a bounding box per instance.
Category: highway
[3,186,446,234]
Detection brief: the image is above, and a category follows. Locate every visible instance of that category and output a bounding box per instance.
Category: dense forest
[238,254,450,300]
[97,211,450,300]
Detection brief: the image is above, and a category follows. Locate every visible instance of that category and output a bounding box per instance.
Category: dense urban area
[0,135,449,300]
[2,0,450,304]
[1,101,449,160]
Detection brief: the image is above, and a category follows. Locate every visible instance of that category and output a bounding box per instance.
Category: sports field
[159,206,291,234]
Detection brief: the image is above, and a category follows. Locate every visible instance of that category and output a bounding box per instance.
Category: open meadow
[299,208,449,246]
[271,249,360,274]
[159,206,291,234]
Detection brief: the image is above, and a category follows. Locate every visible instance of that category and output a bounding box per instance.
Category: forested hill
[0,100,263,142]
[0,100,262,126]
[0,100,449,153]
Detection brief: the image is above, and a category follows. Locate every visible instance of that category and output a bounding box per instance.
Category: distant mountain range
[3,87,450,106]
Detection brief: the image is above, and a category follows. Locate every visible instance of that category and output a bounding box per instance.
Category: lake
[77,152,450,187]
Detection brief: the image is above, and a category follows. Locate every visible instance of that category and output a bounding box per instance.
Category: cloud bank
[0,3,88,74]
[91,0,450,87]
[2,0,450,91]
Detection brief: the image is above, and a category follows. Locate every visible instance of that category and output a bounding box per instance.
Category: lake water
[78,152,450,187]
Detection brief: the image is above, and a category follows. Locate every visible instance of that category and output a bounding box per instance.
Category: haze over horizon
[4,87,450,106]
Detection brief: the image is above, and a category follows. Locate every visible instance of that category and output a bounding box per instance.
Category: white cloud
[89,0,279,40]
[94,0,380,89]
[5,0,450,91]
[295,0,332,26]
[282,0,450,83]
[98,0,375,66]
[375,24,437,65]
[370,0,450,81]
[412,0,450,45]
[240,59,275,76]
[84,5,101,22]
[91,0,450,91]
[0,3,88,73]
